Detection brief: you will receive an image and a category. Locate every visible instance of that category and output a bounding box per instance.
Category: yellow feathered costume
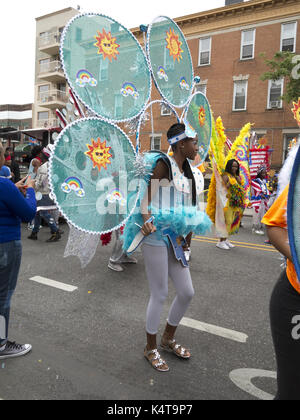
[207,117,251,236]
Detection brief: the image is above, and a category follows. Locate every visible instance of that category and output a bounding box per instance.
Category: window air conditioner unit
[270,101,281,108]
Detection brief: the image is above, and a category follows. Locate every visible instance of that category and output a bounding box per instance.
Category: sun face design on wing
[94,29,120,62]
[166,28,183,62]
[85,138,112,172]
[198,106,206,127]
[292,99,300,126]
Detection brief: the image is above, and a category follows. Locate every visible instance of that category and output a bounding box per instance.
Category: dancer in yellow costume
[207,117,251,250]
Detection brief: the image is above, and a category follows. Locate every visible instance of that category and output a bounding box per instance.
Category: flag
[226,138,233,150]
[249,148,271,179]
[251,179,262,197]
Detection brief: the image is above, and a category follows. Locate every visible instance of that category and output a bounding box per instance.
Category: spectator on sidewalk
[5,149,20,184]
[28,146,61,243]
[0,165,12,179]
[0,143,36,360]
[28,146,43,180]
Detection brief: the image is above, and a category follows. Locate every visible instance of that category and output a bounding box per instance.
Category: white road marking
[230,369,276,400]
[29,276,78,292]
[180,317,248,343]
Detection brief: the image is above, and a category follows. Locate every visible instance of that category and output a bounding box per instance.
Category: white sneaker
[254,230,264,235]
[216,241,230,250]
[225,240,235,248]
[0,341,32,360]
[184,250,191,262]
[108,261,124,272]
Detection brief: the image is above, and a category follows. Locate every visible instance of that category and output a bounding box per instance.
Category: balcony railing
[36,118,60,129]
[38,90,68,108]
[38,60,65,82]
[39,60,63,75]
[39,32,61,49]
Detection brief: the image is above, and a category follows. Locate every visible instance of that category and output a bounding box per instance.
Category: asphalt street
[0,215,281,401]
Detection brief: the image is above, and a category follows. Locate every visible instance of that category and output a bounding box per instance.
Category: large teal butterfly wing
[60,13,151,122]
[49,118,139,234]
[184,92,212,164]
[288,145,300,281]
[146,16,194,109]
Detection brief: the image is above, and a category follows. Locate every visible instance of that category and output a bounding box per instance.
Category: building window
[100,58,109,81]
[268,79,283,109]
[241,29,256,60]
[38,111,49,121]
[38,84,50,94]
[161,104,172,116]
[38,85,50,103]
[281,22,297,52]
[198,37,211,66]
[57,83,66,92]
[39,58,50,70]
[233,81,248,111]
[283,133,299,162]
[195,84,207,96]
[151,136,161,151]
[39,31,48,39]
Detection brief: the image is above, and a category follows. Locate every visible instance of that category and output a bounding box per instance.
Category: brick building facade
[132,0,300,169]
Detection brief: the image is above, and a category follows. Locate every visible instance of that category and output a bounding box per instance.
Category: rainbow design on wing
[76,69,98,88]
[121,82,139,99]
[180,77,190,91]
[61,177,85,198]
[157,66,168,82]
[107,189,126,206]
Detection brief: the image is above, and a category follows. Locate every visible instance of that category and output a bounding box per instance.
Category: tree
[261,51,300,104]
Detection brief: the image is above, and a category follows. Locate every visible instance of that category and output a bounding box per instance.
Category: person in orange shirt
[262,185,300,400]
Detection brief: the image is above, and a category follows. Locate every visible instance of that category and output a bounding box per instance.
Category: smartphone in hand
[24,175,31,185]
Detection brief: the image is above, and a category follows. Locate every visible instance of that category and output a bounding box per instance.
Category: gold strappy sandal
[160,338,191,359]
[144,348,170,372]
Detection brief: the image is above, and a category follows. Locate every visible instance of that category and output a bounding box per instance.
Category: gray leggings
[142,243,195,335]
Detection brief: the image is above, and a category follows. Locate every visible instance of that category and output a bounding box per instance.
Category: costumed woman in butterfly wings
[139,123,210,372]
[207,119,250,250]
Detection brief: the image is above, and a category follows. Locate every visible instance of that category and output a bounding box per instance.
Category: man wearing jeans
[0,144,36,359]
[28,146,61,243]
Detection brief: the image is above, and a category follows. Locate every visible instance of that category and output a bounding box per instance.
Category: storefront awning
[21,127,61,141]
[0,129,21,141]
[1,127,62,143]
